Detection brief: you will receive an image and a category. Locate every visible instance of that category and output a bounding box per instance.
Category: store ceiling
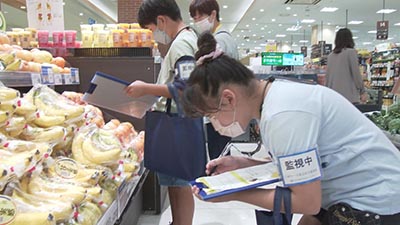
[2,0,400,54]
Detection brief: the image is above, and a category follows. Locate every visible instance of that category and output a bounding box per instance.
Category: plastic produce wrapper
[24,84,85,126]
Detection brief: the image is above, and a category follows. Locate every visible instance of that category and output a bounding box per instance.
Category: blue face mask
[153,28,172,45]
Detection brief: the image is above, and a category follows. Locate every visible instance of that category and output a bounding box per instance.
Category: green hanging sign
[0,11,6,31]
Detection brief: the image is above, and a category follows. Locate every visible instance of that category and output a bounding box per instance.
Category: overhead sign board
[376,21,389,40]
[261,52,304,66]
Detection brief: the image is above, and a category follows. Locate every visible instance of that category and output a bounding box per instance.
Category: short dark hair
[138,0,182,28]
[189,0,220,22]
[333,28,355,54]
[182,32,255,117]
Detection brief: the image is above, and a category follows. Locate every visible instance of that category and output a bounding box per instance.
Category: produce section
[0,84,145,225]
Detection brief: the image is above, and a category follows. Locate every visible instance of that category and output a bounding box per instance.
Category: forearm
[145,84,171,98]
[219,181,322,215]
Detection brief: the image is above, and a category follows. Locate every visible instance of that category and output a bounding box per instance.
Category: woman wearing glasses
[183,32,400,225]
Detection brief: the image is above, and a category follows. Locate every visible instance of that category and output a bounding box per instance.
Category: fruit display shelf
[97,165,148,225]
[0,70,80,87]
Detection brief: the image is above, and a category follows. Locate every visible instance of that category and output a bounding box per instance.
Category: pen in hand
[208,142,232,175]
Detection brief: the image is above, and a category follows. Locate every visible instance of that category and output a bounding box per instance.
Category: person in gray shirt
[326,28,367,104]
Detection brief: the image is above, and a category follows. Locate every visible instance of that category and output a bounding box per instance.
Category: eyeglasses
[220,140,263,158]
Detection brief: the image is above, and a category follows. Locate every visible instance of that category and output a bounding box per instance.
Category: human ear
[210,10,217,21]
[220,89,237,108]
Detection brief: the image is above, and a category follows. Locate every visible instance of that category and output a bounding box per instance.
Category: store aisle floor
[137,143,302,225]
[137,191,302,225]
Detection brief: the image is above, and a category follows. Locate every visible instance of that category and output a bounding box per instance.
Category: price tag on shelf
[71,68,80,84]
[41,66,55,85]
[63,73,72,84]
[30,73,41,86]
[54,74,63,85]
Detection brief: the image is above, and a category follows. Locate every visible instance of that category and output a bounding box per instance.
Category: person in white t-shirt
[125,1,198,225]
[182,32,400,225]
[189,0,239,60]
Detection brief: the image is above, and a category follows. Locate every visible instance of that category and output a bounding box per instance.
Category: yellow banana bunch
[12,186,74,222]
[28,174,87,204]
[72,202,103,225]
[10,212,56,225]
[81,135,121,165]
[5,59,22,71]
[0,139,47,153]
[0,148,43,177]
[2,116,27,137]
[14,98,37,116]
[32,111,66,128]
[0,86,20,101]
[0,110,10,123]
[0,100,16,112]
[20,125,66,144]
[27,86,85,121]
[0,52,15,65]
[72,132,95,165]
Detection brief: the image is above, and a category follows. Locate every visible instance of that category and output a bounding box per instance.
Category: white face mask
[153,28,172,45]
[209,108,245,138]
[194,16,214,34]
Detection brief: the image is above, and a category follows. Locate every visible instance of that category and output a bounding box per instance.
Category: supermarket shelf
[0,71,80,87]
[97,164,148,225]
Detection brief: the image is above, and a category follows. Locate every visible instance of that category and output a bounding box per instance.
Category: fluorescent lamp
[260,9,264,12]
[368,30,377,34]
[363,42,372,45]
[223,5,228,9]
[376,9,397,14]
[271,18,276,22]
[252,17,256,21]
[348,21,364,25]
[260,43,267,47]
[353,36,359,39]
[301,19,316,23]
[320,7,338,12]
[299,40,309,43]
[395,23,400,26]
[287,26,302,31]
[276,34,286,37]
[267,39,275,42]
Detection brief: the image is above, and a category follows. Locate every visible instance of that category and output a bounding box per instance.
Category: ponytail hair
[182,32,256,117]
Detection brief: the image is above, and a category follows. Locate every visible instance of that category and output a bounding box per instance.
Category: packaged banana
[1,116,27,138]
[14,97,37,117]
[10,184,73,224]
[20,125,67,146]
[72,125,122,166]
[67,202,102,225]
[0,83,20,102]
[24,85,85,124]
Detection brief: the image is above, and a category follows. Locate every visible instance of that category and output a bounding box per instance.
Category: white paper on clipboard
[82,72,158,118]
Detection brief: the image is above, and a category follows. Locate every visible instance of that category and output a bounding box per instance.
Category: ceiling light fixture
[363,42,372,45]
[320,7,338,12]
[299,40,309,43]
[376,9,397,14]
[223,5,228,9]
[287,25,302,31]
[20,6,26,9]
[353,36,359,39]
[394,23,400,26]
[276,34,286,37]
[271,18,276,22]
[252,17,256,21]
[260,9,264,12]
[348,21,364,25]
[286,7,291,10]
[293,14,298,17]
[301,19,316,23]
[368,30,377,34]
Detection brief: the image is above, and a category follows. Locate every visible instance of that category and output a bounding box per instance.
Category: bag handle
[167,83,185,116]
[273,186,292,225]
